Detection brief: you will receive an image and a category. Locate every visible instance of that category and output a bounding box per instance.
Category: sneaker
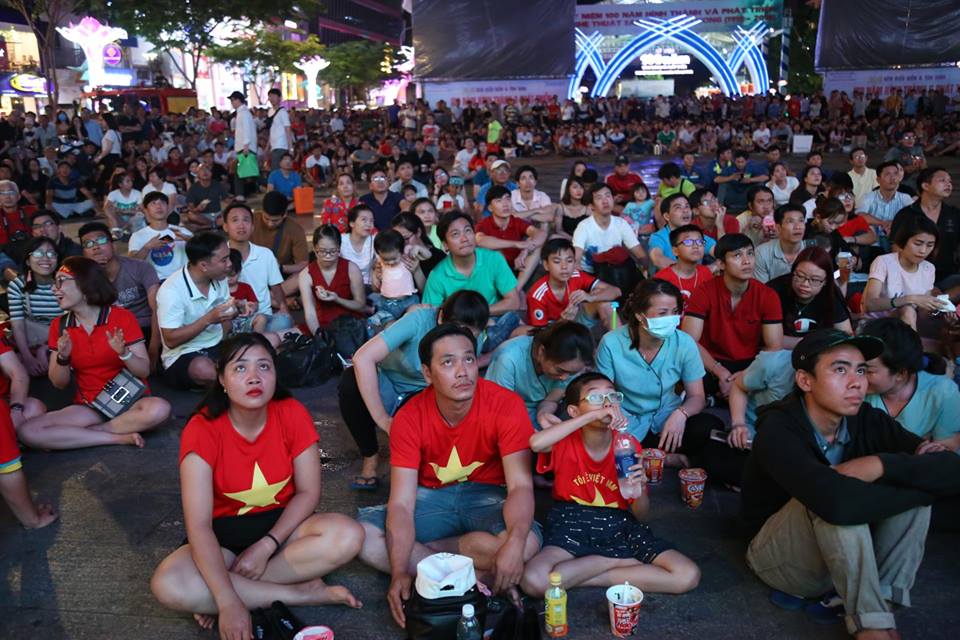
[804,591,844,625]
[769,589,809,611]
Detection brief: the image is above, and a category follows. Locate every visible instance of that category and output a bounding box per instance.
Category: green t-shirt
[487,120,503,144]
[866,371,960,442]
[657,177,697,199]
[422,247,518,307]
[379,307,438,394]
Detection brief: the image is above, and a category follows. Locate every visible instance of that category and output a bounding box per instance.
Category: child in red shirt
[654,225,715,305]
[527,238,620,329]
[521,372,700,596]
[0,400,57,528]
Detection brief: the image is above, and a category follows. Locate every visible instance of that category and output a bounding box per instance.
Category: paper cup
[679,468,707,509]
[606,584,644,637]
[294,626,334,640]
[642,448,665,484]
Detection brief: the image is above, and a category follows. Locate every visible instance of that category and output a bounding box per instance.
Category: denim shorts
[358,482,543,545]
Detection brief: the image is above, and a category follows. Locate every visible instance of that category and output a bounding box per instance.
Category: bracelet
[677,406,690,419]
[56,354,71,366]
[264,533,281,550]
[731,422,748,429]
[118,349,134,361]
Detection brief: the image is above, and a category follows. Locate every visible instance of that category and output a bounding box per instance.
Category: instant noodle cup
[294,626,334,640]
[678,467,707,509]
[642,448,665,484]
[606,583,643,637]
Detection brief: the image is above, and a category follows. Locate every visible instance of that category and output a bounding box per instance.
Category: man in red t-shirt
[476,185,549,289]
[681,233,784,400]
[605,154,643,213]
[357,324,540,626]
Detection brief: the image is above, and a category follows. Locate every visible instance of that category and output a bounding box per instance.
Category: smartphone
[711,428,752,449]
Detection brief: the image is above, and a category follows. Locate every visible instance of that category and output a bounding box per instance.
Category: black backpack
[275,331,341,387]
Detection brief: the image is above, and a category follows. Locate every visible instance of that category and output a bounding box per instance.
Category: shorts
[542,502,669,564]
[0,410,22,474]
[358,482,543,545]
[162,347,220,390]
[181,508,284,556]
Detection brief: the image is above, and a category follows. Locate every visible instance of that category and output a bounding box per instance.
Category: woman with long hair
[319,173,359,233]
[557,177,589,238]
[151,333,363,635]
[788,164,825,212]
[391,212,446,279]
[340,205,376,286]
[16,257,170,450]
[7,236,62,377]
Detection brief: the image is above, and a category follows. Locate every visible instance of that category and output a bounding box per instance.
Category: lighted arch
[729,23,770,93]
[570,29,605,100]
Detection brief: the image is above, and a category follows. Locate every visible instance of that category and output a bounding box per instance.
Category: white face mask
[643,314,681,340]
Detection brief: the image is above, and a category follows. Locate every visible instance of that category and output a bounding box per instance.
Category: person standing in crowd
[230,91,259,197]
[267,88,293,172]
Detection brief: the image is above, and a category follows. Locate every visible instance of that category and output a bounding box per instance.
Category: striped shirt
[7,277,63,323]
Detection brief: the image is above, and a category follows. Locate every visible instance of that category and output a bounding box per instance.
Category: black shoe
[268,601,306,640]
[251,608,278,640]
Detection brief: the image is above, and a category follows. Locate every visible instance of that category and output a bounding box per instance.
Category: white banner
[422,78,570,106]
[822,67,960,98]
[575,1,783,36]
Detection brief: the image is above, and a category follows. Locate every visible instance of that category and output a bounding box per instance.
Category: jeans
[52,200,95,218]
[368,293,420,333]
[482,311,520,353]
[747,499,930,634]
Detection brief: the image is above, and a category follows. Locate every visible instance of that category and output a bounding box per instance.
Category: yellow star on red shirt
[430,446,484,485]
[223,462,290,516]
[572,487,620,508]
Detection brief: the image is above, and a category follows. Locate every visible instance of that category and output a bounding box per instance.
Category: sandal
[350,475,380,491]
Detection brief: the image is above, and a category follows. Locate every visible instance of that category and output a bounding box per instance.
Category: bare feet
[296,578,363,608]
[193,613,215,630]
[119,433,145,448]
[23,503,58,529]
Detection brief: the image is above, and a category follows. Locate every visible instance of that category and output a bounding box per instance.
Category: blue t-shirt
[596,326,705,441]
[267,170,302,199]
[623,201,654,229]
[476,180,518,217]
[739,349,795,433]
[485,335,569,423]
[378,307,438,394]
[648,226,716,263]
[866,371,960,442]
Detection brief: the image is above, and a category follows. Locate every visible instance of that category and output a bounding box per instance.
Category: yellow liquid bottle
[545,572,568,637]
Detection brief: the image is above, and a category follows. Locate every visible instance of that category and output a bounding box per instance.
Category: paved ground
[3,150,960,639]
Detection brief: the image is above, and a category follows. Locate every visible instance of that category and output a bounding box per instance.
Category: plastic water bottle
[456,604,481,640]
[545,572,568,637]
[614,427,642,500]
[610,301,619,330]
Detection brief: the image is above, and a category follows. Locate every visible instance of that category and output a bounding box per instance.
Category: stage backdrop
[412,0,575,80]
[816,0,960,70]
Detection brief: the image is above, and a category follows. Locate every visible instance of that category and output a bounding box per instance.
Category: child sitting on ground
[368,229,430,335]
[622,181,656,235]
[398,184,419,213]
[227,248,267,335]
[1,403,58,529]
[521,372,701,596]
[653,225,715,305]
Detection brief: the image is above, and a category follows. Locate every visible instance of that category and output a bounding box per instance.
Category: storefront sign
[103,43,123,66]
[2,73,48,95]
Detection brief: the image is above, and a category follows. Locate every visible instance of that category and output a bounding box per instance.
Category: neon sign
[57,17,128,89]
[9,73,47,94]
[103,43,122,66]
[638,52,694,75]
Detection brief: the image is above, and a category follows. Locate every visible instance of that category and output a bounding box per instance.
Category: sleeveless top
[307,258,361,327]
[561,205,588,236]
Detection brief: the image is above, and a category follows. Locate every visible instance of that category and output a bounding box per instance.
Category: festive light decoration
[57,16,128,89]
[294,56,330,108]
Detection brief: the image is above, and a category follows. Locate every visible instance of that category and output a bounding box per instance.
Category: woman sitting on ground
[151,333,364,636]
[7,236,63,378]
[16,257,170,450]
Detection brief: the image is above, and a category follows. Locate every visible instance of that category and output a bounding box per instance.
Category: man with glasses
[754,204,810,283]
[847,148,878,203]
[360,167,403,230]
[30,210,81,260]
[79,222,161,368]
[654,225,715,303]
[648,194,717,271]
[690,188,738,241]
[884,131,926,193]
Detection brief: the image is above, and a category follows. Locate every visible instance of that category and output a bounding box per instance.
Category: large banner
[412,0,575,80]
[816,0,960,71]
[423,78,570,106]
[575,1,783,36]
[822,67,960,98]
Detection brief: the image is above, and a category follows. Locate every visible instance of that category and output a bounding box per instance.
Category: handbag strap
[272,218,286,254]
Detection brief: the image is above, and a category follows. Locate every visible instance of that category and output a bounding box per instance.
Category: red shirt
[475,215,531,267]
[231,282,258,305]
[526,271,597,326]
[48,306,146,403]
[320,196,358,233]
[838,215,870,238]
[694,215,740,240]
[685,277,782,363]
[179,398,318,519]
[0,206,35,246]
[605,172,643,204]
[654,265,715,303]
[0,341,12,398]
[307,259,361,327]
[390,379,533,489]
[0,399,19,470]
[537,431,643,510]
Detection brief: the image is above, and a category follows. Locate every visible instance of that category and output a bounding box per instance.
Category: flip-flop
[350,476,380,491]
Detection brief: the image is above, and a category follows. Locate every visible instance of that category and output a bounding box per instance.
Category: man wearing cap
[475,159,518,218]
[742,329,960,640]
[251,191,309,296]
[605,154,643,214]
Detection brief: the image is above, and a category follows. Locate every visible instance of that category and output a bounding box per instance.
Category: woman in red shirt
[151,333,363,636]
[16,257,170,450]
[319,173,359,233]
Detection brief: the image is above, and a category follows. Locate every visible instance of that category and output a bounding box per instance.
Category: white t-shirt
[767,177,799,206]
[454,149,476,175]
[867,252,935,311]
[510,189,550,212]
[436,192,466,212]
[157,268,229,367]
[753,127,771,147]
[107,189,142,212]
[572,214,639,273]
[305,154,331,172]
[340,233,375,285]
[128,225,193,280]
[141,182,178,203]
[238,243,284,315]
[268,107,291,151]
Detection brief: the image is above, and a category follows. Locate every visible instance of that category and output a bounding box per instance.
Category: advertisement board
[575,1,783,35]
[822,67,960,98]
[423,78,569,105]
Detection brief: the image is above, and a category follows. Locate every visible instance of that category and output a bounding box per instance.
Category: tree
[207,27,324,102]
[84,0,318,90]
[3,0,79,106]
[320,39,398,103]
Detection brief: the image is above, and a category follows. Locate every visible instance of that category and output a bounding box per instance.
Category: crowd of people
[1,87,960,640]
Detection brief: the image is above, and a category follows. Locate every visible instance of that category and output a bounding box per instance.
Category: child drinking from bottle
[520,372,700,596]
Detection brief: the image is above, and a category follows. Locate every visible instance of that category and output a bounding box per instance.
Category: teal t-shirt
[378,307,438,394]
[740,349,795,433]
[596,326,705,441]
[422,247,518,307]
[866,371,960,442]
[485,335,569,422]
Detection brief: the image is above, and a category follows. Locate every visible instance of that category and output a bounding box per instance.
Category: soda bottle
[545,572,568,637]
[456,604,482,640]
[614,426,642,500]
[610,301,619,330]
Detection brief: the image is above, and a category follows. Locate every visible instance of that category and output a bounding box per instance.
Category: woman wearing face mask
[596,279,733,478]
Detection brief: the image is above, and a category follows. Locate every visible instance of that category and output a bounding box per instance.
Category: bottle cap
[462,604,475,617]
[549,572,562,585]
